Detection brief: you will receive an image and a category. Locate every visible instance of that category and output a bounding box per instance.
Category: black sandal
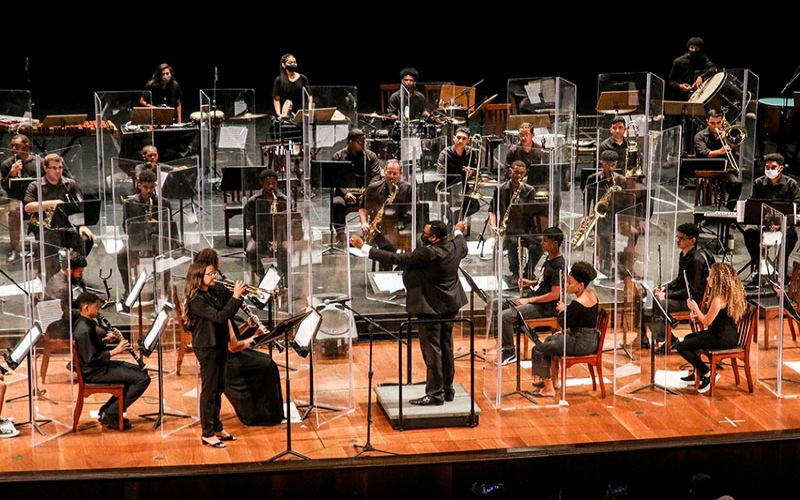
[216,433,237,442]
[202,437,226,448]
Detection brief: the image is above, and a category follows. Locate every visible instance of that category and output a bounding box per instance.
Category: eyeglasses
[675,235,692,241]
[205,271,217,276]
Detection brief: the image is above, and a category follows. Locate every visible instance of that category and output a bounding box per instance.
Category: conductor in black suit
[350,220,469,406]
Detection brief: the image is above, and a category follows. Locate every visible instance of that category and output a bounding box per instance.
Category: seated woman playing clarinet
[676,262,746,394]
[530,261,600,398]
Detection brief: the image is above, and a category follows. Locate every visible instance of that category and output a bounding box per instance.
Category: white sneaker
[0,420,19,438]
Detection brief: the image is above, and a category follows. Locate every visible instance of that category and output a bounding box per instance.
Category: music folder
[131,107,175,126]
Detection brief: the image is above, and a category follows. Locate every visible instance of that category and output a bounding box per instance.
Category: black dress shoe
[640,339,650,350]
[444,389,455,402]
[410,395,444,406]
[98,413,132,430]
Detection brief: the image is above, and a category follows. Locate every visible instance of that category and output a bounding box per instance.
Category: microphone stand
[779,63,800,161]
[332,299,398,457]
[209,66,221,181]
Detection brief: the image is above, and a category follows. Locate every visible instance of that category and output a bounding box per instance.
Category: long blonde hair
[182,261,207,327]
[709,262,746,323]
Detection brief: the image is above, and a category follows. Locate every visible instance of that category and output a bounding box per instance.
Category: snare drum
[687,71,743,112]
[758,97,796,139]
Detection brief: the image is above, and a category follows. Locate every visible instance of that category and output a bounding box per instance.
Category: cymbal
[229,112,268,121]
[438,106,465,112]
[358,112,390,119]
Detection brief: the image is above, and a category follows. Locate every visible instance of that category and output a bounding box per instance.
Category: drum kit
[189,110,225,125]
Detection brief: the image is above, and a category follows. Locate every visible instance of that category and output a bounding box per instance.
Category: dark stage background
[5,19,798,134]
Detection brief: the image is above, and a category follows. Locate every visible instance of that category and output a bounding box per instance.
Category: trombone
[716,119,746,174]
[214,278,275,304]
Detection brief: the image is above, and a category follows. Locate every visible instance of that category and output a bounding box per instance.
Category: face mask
[162,75,171,83]
[419,235,431,246]
[285,64,298,72]
[765,168,780,180]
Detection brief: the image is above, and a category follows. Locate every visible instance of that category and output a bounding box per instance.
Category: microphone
[214,66,218,83]
[324,296,352,305]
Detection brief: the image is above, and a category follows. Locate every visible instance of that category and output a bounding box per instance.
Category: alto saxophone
[624,121,643,178]
[571,184,622,248]
[498,177,526,237]
[96,312,146,370]
[365,183,398,244]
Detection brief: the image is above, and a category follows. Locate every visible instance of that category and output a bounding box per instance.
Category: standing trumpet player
[694,109,743,210]
[73,291,151,430]
[358,159,412,270]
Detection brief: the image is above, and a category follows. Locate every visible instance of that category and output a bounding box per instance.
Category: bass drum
[758,97,796,139]
[688,71,744,113]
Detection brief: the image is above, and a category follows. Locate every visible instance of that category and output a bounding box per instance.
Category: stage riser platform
[375,383,480,430]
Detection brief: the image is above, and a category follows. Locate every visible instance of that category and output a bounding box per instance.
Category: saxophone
[97,312,146,370]
[498,177,526,237]
[29,207,62,230]
[571,184,622,248]
[365,183,398,244]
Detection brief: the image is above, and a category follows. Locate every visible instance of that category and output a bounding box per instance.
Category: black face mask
[420,235,432,246]
[285,64,298,72]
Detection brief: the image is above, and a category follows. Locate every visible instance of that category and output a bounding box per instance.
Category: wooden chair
[550,307,611,398]
[754,260,800,349]
[481,103,511,136]
[522,317,560,361]
[172,285,193,376]
[693,304,757,397]
[71,341,125,432]
[379,83,400,115]
[39,321,71,384]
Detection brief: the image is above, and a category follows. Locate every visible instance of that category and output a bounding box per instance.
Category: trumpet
[716,119,745,174]
[214,278,275,304]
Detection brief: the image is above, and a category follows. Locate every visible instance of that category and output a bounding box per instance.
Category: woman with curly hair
[677,262,746,394]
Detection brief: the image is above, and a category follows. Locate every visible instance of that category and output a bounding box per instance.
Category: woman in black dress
[531,261,600,397]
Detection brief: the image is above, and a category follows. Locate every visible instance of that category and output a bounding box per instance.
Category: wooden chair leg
[72,398,83,432]
[41,347,51,383]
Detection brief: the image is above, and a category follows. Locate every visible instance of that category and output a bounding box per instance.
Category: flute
[684,270,701,331]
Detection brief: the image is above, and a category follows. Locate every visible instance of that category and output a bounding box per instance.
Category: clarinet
[240,301,283,352]
[96,313,146,370]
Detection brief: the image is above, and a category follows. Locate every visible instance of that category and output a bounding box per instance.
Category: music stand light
[3,323,43,370]
[125,271,149,309]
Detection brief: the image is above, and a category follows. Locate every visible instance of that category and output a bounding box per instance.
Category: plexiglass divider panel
[299,86,355,427]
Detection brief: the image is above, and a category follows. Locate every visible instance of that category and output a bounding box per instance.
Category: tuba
[571,184,621,248]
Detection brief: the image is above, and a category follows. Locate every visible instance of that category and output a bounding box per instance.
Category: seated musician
[742,153,800,287]
[583,151,627,275]
[436,126,477,191]
[492,226,565,366]
[43,250,88,340]
[489,161,544,280]
[358,159,412,271]
[597,116,630,173]
[0,134,41,263]
[693,109,743,211]
[644,222,711,353]
[504,122,545,181]
[244,169,301,280]
[331,129,381,246]
[117,169,176,300]
[385,67,431,122]
[23,153,94,279]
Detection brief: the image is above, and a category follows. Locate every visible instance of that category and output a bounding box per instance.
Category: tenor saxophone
[571,184,621,249]
[365,183,398,244]
[498,177,526,237]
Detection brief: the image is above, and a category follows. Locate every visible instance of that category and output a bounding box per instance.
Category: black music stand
[457,267,491,362]
[160,166,198,241]
[3,322,51,435]
[502,302,540,405]
[258,309,314,461]
[596,91,638,115]
[737,199,797,278]
[138,302,191,430]
[312,160,359,255]
[40,114,88,128]
[629,282,679,396]
[664,100,707,156]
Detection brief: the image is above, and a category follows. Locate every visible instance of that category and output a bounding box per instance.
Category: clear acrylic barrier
[753,206,800,398]
[298,87,354,427]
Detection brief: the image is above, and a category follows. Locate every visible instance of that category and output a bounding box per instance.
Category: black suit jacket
[368,233,468,316]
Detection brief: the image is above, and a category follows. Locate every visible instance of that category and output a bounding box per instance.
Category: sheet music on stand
[368,271,405,295]
[218,125,248,150]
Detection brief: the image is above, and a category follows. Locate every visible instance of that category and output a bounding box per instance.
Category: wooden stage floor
[3,319,800,478]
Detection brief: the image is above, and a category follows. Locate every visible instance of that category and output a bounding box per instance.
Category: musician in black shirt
[743,153,800,286]
[694,109,743,211]
[667,36,718,102]
[330,129,381,246]
[386,67,430,122]
[645,222,711,351]
[0,134,40,263]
